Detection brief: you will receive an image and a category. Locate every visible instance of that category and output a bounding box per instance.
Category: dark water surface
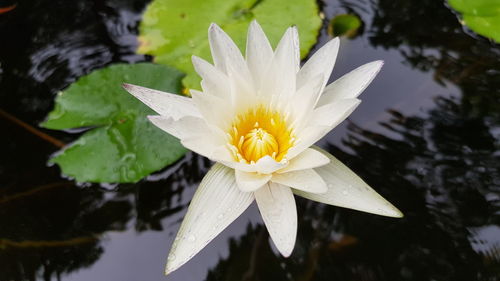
[1,0,500,280]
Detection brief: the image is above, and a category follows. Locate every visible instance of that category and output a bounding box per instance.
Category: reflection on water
[1,0,500,280]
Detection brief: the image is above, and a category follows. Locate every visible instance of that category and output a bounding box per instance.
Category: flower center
[227,106,294,163]
[242,128,278,161]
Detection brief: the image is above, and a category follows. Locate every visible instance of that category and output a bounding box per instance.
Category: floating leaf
[328,14,362,38]
[448,0,500,43]
[138,0,322,90]
[42,63,187,183]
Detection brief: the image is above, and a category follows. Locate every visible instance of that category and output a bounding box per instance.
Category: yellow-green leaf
[448,0,500,43]
[137,0,322,90]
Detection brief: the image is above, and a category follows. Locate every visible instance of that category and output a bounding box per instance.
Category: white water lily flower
[123,20,402,274]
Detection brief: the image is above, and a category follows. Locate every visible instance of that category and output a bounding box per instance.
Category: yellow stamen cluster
[227,106,295,163]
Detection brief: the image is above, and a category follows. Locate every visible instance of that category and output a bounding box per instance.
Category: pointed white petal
[278,148,330,173]
[287,98,361,158]
[191,56,230,99]
[246,20,274,89]
[255,183,297,257]
[291,27,300,73]
[235,170,272,192]
[310,98,361,127]
[274,26,300,76]
[297,37,339,91]
[165,164,255,274]
[208,23,250,78]
[318,61,384,106]
[272,168,327,193]
[221,157,285,176]
[147,115,210,140]
[228,70,258,113]
[211,145,235,163]
[221,161,256,173]
[254,155,287,174]
[181,137,222,160]
[148,115,224,159]
[287,99,361,159]
[286,125,331,159]
[290,75,324,128]
[190,90,234,129]
[123,84,200,119]
[293,148,403,218]
[262,27,299,100]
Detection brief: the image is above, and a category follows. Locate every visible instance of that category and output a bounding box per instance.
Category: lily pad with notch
[42,63,187,183]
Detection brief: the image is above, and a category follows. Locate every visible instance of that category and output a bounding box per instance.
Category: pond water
[1,0,500,280]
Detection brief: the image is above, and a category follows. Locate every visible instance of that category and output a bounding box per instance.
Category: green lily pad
[328,14,362,38]
[448,0,500,43]
[137,0,322,90]
[42,63,187,183]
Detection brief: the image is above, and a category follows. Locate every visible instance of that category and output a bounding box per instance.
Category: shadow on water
[0,0,500,280]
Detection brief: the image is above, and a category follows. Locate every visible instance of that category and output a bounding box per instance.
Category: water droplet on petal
[217,213,224,219]
[187,235,196,242]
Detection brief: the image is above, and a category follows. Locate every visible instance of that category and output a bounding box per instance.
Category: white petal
[122,84,200,119]
[191,56,230,99]
[274,26,299,90]
[310,98,361,127]
[293,147,403,218]
[221,161,256,173]
[278,148,330,173]
[297,37,339,91]
[208,23,250,78]
[318,61,384,106]
[147,115,209,140]
[272,168,327,193]
[286,125,330,159]
[222,156,287,177]
[290,75,324,128]
[190,90,234,129]
[246,20,274,90]
[181,136,225,160]
[148,115,224,159]
[235,170,272,192]
[254,155,287,174]
[287,98,361,158]
[262,27,299,100]
[228,70,258,113]
[255,183,297,257]
[211,145,235,163]
[165,163,254,274]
